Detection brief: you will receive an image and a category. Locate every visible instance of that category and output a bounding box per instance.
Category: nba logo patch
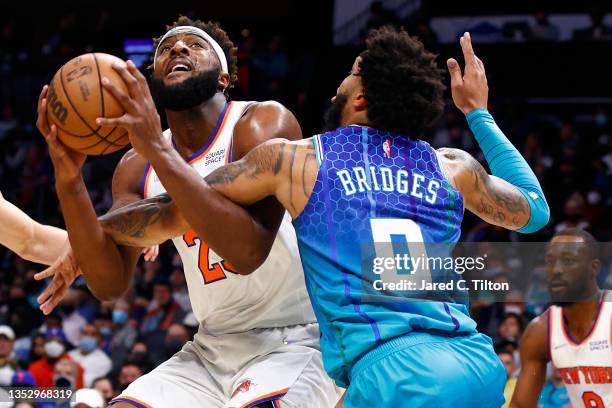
[383,138,392,158]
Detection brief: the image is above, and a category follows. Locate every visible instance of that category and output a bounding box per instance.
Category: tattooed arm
[204,138,318,219]
[99,193,187,247]
[437,148,530,229]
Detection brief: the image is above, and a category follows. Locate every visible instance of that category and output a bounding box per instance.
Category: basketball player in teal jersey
[74,29,548,406]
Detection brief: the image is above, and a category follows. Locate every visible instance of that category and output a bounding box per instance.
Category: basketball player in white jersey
[36,16,337,408]
[510,228,611,408]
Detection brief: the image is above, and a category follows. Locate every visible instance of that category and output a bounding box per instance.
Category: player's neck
[562,287,602,332]
[165,93,228,159]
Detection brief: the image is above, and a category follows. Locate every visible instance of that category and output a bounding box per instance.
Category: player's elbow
[231,246,271,275]
[87,281,128,302]
[84,269,130,301]
[517,197,550,234]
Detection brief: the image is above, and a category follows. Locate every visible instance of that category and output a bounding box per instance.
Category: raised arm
[0,190,67,265]
[441,32,549,232]
[509,316,549,408]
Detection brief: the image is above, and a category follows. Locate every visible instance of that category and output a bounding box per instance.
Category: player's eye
[191,43,203,49]
[160,46,171,54]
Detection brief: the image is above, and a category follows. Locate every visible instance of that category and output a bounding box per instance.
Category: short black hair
[551,228,599,260]
[153,16,238,98]
[359,26,445,137]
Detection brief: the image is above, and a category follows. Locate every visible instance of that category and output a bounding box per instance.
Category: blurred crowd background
[1,1,611,407]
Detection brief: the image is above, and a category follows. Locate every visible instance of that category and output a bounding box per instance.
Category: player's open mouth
[166,60,193,77]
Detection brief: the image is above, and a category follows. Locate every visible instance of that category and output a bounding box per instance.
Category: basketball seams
[92,53,106,118]
[58,55,105,139]
[100,130,129,155]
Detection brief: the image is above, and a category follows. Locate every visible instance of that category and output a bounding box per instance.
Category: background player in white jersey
[510,228,611,408]
[36,16,337,408]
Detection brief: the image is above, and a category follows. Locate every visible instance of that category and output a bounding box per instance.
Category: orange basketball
[46,53,130,155]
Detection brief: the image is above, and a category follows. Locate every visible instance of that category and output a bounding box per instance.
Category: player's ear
[218,72,230,91]
[353,88,367,111]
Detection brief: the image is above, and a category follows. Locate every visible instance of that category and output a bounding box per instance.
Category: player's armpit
[509,316,549,408]
[206,138,317,218]
[100,193,188,247]
[437,147,530,230]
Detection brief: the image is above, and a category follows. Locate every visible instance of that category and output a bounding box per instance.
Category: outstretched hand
[447,32,488,115]
[96,60,167,159]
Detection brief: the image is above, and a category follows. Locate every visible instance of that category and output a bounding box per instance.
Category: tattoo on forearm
[99,194,172,245]
[468,157,527,226]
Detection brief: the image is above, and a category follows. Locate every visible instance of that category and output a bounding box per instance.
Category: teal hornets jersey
[292,125,478,387]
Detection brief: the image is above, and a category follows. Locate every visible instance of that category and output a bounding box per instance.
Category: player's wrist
[54,174,85,194]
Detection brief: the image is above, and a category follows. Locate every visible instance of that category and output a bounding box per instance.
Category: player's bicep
[439,148,530,230]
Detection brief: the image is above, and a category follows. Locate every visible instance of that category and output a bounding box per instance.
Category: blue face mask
[99,326,112,337]
[79,336,97,353]
[112,309,128,325]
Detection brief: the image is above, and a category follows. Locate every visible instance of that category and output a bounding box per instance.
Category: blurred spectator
[170,268,191,312]
[529,11,560,41]
[110,300,137,370]
[496,348,518,408]
[117,363,143,392]
[68,324,111,387]
[555,193,590,233]
[537,365,571,408]
[73,388,105,408]
[497,313,525,343]
[140,282,186,333]
[28,328,84,388]
[53,358,81,389]
[0,102,18,141]
[0,325,17,385]
[124,341,152,374]
[59,289,88,347]
[92,376,115,403]
[163,324,190,361]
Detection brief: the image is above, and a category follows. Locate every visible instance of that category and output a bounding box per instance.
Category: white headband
[154,26,228,73]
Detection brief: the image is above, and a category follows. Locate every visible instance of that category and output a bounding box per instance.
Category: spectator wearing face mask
[68,324,111,387]
[92,376,115,403]
[109,300,137,370]
[117,363,144,392]
[28,328,84,388]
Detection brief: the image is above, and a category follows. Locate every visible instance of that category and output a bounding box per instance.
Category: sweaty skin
[36,32,301,311]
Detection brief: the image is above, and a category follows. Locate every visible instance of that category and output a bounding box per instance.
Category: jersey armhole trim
[312,134,323,166]
[547,307,553,362]
[140,162,152,199]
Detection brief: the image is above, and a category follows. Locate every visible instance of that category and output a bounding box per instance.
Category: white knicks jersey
[549,290,612,408]
[142,101,316,336]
